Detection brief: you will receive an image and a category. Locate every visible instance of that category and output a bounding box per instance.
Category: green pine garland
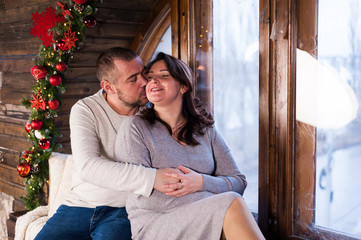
[20,0,102,210]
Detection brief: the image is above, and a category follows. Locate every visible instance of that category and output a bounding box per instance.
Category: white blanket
[15,206,49,240]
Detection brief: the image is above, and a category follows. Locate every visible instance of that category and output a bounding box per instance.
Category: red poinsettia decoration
[30,91,46,111]
[62,26,78,50]
[30,7,65,47]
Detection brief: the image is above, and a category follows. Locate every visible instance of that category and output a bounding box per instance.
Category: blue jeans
[34,205,131,240]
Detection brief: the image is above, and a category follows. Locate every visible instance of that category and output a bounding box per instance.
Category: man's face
[112,57,148,108]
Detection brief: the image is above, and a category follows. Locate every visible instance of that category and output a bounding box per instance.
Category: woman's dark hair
[141,52,214,146]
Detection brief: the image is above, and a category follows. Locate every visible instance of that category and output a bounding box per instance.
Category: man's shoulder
[76,90,102,105]
[71,90,103,111]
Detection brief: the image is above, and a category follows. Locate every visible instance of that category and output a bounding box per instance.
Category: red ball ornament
[48,99,60,110]
[17,162,31,177]
[84,15,96,28]
[39,139,51,150]
[55,62,67,72]
[31,119,43,130]
[57,40,68,51]
[49,74,62,86]
[31,66,47,80]
[74,0,87,4]
[25,122,32,133]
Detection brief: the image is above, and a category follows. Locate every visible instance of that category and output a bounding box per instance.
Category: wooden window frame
[134,0,361,239]
[131,0,171,64]
[172,0,361,239]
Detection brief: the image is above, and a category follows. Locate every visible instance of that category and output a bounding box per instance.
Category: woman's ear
[101,80,116,94]
[180,85,189,94]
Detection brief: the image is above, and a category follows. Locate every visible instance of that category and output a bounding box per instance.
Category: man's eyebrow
[126,72,139,81]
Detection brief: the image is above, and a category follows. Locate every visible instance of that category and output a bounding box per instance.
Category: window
[212,0,259,211]
[151,26,172,59]
[315,0,361,237]
[172,0,361,238]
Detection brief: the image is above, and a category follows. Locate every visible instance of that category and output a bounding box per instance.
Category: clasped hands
[154,166,204,197]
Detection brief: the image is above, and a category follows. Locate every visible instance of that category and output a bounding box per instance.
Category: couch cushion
[48,152,74,217]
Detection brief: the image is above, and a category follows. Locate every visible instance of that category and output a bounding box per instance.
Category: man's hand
[154,168,183,193]
[164,166,204,197]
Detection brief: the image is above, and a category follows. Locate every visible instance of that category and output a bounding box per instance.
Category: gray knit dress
[114,115,247,240]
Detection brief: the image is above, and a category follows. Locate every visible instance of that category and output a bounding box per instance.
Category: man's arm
[70,100,183,196]
[70,101,158,196]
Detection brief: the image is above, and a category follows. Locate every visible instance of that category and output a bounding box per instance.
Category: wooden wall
[0,0,158,210]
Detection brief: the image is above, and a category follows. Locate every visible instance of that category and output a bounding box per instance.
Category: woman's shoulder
[119,114,149,132]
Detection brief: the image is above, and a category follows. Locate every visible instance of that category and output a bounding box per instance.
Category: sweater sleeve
[201,127,247,195]
[70,101,156,197]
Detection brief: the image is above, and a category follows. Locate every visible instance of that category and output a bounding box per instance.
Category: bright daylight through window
[315,0,361,237]
[213,0,259,211]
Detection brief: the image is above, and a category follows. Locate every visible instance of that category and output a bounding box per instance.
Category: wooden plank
[0,118,27,138]
[11,201,27,214]
[100,0,156,11]
[0,39,41,56]
[0,57,34,72]
[1,88,32,105]
[0,134,31,152]
[55,98,78,114]
[0,147,21,168]
[294,0,317,237]
[96,8,149,24]
[7,217,16,239]
[0,103,30,120]
[0,21,34,41]
[81,37,132,52]
[65,67,97,80]
[258,0,271,237]
[1,81,97,103]
[0,3,52,24]
[63,81,100,97]
[3,0,53,10]
[86,22,142,38]
[67,51,101,67]
[2,72,34,90]
[0,180,26,199]
[171,0,179,57]
[0,164,25,186]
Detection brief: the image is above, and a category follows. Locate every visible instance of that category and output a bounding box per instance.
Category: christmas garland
[18,0,102,210]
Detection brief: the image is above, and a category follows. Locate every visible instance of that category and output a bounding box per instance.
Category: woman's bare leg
[223,197,265,240]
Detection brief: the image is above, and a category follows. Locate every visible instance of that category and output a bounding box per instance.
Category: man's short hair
[96,47,138,84]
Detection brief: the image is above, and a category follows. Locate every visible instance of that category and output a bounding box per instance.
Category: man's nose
[139,74,148,87]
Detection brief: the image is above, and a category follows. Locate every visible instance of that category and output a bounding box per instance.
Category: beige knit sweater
[64,89,156,208]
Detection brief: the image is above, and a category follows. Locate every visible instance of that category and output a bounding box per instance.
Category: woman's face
[146,60,186,107]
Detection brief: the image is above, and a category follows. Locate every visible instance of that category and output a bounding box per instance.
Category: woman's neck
[155,102,184,130]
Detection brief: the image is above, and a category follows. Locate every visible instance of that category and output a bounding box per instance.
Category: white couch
[15,152,74,240]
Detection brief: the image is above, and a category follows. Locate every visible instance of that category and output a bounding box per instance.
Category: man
[35,48,203,240]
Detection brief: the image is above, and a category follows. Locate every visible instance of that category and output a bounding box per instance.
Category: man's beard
[115,87,146,108]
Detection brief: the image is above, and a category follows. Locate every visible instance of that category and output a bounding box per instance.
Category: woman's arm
[164,126,247,197]
[201,126,247,195]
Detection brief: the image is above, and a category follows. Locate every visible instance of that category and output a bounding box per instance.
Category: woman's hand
[154,168,183,193]
[163,166,204,197]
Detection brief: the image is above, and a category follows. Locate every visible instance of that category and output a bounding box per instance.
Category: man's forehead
[114,58,143,73]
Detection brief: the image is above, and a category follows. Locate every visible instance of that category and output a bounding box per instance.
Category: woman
[114,52,264,240]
